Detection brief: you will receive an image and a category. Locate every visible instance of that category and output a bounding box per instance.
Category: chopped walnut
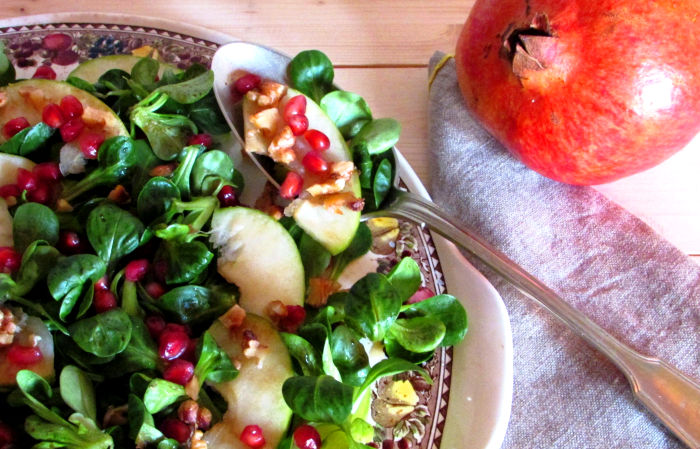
[306,161,356,196]
[240,329,267,368]
[196,406,212,430]
[0,91,7,108]
[178,400,200,425]
[107,184,130,204]
[246,81,287,107]
[81,106,107,128]
[249,107,281,138]
[219,304,246,329]
[18,86,46,111]
[55,199,74,213]
[254,182,284,219]
[149,162,178,177]
[306,278,341,308]
[103,404,129,428]
[268,125,296,164]
[190,430,207,449]
[0,306,18,346]
[185,374,200,400]
[265,300,288,325]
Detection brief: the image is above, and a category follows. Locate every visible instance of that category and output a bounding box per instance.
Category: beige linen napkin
[427,52,699,448]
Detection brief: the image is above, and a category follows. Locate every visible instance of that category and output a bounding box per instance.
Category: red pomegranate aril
[42,103,66,128]
[164,323,190,335]
[304,129,330,152]
[302,151,329,174]
[94,276,110,291]
[187,133,213,148]
[284,95,307,120]
[0,421,13,446]
[287,114,309,136]
[42,33,72,51]
[280,305,306,333]
[7,345,43,366]
[26,184,51,205]
[181,337,198,363]
[159,329,190,361]
[145,315,167,339]
[16,168,37,192]
[60,118,85,142]
[0,184,20,199]
[57,231,82,254]
[159,418,192,444]
[94,289,118,313]
[153,259,169,283]
[32,65,57,80]
[33,162,62,183]
[279,171,303,199]
[293,424,322,449]
[78,132,105,159]
[163,359,195,386]
[59,95,84,119]
[233,73,261,95]
[240,424,266,448]
[125,259,150,282]
[217,185,238,207]
[2,117,30,139]
[0,247,21,274]
[145,281,167,299]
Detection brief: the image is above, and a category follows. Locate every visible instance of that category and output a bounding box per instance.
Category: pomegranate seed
[57,231,82,254]
[159,329,190,360]
[94,276,110,291]
[279,171,303,199]
[145,281,166,299]
[407,286,435,304]
[164,323,190,335]
[0,422,13,446]
[94,289,118,313]
[42,33,72,51]
[52,50,79,66]
[7,345,43,366]
[159,418,191,444]
[42,103,66,128]
[302,151,329,174]
[163,359,195,386]
[26,184,53,205]
[293,424,322,449]
[240,424,265,448]
[78,132,104,159]
[284,95,307,120]
[153,260,168,283]
[233,73,261,95]
[0,247,21,274]
[187,133,213,148]
[125,259,150,282]
[197,407,212,430]
[217,185,238,207]
[280,305,306,333]
[32,65,57,80]
[181,337,198,363]
[382,440,395,449]
[60,118,85,142]
[397,439,410,449]
[304,129,330,152]
[145,315,167,339]
[0,184,20,199]
[16,168,37,192]
[287,114,309,136]
[59,95,84,119]
[2,117,30,139]
[33,162,62,183]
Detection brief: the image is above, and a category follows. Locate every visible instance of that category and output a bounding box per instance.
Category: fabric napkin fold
[427,52,700,448]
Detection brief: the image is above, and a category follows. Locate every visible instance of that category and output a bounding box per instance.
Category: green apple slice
[243,87,361,255]
[68,54,180,84]
[0,79,127,145]
[210,206,304,317]
[204,314,293,449]
[0,198,12,247]
[0,315,55,386]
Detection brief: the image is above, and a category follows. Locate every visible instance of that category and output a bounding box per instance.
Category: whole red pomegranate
[455,0,700,185]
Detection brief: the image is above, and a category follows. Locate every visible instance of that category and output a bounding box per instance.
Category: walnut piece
[246,81,287,107]
[0,306,18,346]
[268,125,296,164]
[249,107,281,137]
[219,304,246,329]
[306,161,356,196]
[190,430,208,449]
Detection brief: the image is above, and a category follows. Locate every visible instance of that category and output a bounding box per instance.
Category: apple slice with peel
[204,314,293,449]
[69,54,180,84]
[243,87,361,255]
[209,206,304,317]
[0,315,55,386]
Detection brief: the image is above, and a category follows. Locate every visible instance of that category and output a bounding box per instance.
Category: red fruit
[57,231,82,254]
[32,65,57,80]
[159,329,190,360]
[287,114,309,136]
[16,168,37,192]
[406,286,435,304]
[94,289,118,313]
[42,33,72,51]
[94,276,110,291]
[233,73,261,95]
[26,184,51,205]
[0,184,20,199]
[240,424,265,448]
[293,424,321,449]
[41,103,66,128]
[33,162,62,183]
[125,259,150,282]
[163,359,195,386]
[455,0,700,185]
[145,315,167,339]
[60,118,85,142]
[145,281,166,299]
[284,95,307,120]
[217,185,238,207]
[304,129,330,152]
[59,95,84,119]
[187,133,213,148]
[279,305,306,333]
[0,247,21,274]
[302,151,329,174]
[2,117,30,138]
[181,338,198,363]
[159,418,192,444]
[279,171,303,199]
[7,345,43,366]
[78,132,105,159]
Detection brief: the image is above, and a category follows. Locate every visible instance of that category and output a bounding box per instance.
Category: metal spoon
[211,41,700,448]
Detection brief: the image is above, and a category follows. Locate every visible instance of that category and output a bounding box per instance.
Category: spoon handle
[373,189,700,448]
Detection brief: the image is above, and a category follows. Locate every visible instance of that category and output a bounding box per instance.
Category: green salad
[0,45,467,449]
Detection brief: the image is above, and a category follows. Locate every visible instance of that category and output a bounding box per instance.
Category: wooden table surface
[1,1,698,262]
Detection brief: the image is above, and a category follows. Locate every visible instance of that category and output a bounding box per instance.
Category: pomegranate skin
[455,0,700,185]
